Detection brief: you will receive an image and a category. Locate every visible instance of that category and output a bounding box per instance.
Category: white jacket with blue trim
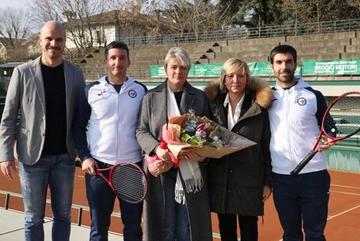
[268,77,328,175]
[73,76,147,165]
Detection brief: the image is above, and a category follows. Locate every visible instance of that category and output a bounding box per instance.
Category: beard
[45,47,63,58]
[276,69,295,84]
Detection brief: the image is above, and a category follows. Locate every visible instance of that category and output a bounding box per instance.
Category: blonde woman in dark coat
[136,47,213,241]
[204,58,273,241]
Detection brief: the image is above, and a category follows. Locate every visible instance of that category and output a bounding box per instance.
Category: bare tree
[105,0,171,46]
[160,0,192,38]
[157,0,245,41]
[28,0,60,29]
[214,0,247,30]
[278,0,359,33]
[347,0,360,10]
[189,0,220,40]
[0,7,33,61]
[108,0,145,44]
[159,0,221,40]
[28,0,109,56]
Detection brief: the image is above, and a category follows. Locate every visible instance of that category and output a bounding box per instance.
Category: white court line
[327,204,360,220]
[328,188,360,220]
[331,190,360,196]
[277,204,360,241]
[328,183,360,220]
[276,185,360,241]
[331,184,360,190]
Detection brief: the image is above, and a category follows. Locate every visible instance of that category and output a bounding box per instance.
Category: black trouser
[272,170,330,241]
[217,213,258,241]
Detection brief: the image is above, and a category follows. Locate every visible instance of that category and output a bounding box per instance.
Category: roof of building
[0,62,24,68]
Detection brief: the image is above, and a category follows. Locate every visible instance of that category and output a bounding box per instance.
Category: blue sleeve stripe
[135,80,148,93]
[305,87,328,127]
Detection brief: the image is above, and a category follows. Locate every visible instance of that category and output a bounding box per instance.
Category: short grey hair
[164,47,191,70]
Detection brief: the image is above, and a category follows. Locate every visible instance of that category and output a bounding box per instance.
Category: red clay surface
[1,162,359,240]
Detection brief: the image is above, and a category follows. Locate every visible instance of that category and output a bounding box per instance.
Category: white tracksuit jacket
[268,77,328,175]
[73,76,147,165]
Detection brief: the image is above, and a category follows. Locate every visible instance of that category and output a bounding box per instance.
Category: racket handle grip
[290,151,317,176]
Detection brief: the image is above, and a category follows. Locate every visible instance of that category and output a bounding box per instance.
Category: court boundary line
[331,190,360,196]
[277,179,360,241]
[277,204,360,241]
[331,183,360,189]
[327,204,360,220]
[328,182,360,220]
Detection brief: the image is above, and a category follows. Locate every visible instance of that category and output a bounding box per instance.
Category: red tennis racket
[75,161,147,203]
[291,91,360,176]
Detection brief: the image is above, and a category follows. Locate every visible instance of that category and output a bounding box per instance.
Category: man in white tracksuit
[73,41,147,241]
[268,44,333,241]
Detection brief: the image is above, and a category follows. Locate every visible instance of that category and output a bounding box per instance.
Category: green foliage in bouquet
[179,110,228,148]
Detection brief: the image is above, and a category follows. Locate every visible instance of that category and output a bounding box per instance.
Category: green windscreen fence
[248,62,302,76]
[150,64,223,78]
[150,59,360,78]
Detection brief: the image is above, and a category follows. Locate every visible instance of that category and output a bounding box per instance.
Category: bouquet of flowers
[179,113,227,148]
[145,111,256,177]
[163,110,256,159]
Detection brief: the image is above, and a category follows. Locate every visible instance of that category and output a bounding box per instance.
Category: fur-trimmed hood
[204,77,273,108]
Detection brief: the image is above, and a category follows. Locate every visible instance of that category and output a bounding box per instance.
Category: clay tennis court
[0,164,359,240]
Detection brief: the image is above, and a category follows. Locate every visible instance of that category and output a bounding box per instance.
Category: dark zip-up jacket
[204,77,273,216]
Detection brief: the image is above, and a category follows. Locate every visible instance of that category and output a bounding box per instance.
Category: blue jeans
[19,153,75,241]
[86,160,143,241]
[163,168,190,241]
[272,170,330,241]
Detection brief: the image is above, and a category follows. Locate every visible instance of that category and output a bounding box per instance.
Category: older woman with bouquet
[204,58,273,241]
[136,47,213,241]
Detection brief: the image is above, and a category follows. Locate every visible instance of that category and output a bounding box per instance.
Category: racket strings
[325,93,360,138]
[111,164,146,203]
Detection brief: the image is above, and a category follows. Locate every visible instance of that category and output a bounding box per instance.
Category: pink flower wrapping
[144,154,175,177]
[144,138,178,177]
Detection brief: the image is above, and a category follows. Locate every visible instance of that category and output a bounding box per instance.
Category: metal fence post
[4,193,10,210]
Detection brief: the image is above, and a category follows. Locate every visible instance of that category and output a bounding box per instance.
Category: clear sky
[1,0,27,9]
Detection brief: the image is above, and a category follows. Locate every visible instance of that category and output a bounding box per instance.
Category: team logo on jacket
[297,97,307,106]
[128,90,137,98]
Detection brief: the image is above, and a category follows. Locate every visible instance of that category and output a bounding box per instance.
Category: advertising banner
[150,64,223,78]
[151,59,345,78]
[188,64,223,77]
[150,65,167,78]
[248,62,273,76]
[302,59,360,75]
